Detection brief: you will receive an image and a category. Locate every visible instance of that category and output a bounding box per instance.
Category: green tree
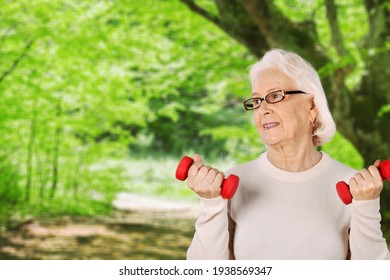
[0,0,254,218]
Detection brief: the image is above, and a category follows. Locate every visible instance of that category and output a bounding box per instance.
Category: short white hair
[248,49,336,146]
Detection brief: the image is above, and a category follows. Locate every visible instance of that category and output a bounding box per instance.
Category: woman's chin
[261,137,283,147]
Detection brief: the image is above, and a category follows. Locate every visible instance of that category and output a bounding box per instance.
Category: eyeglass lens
[245,90,284,109]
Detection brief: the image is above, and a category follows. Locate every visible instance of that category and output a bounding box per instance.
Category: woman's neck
[266,142,322,172]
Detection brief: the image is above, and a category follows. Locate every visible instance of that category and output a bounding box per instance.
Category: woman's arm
[349,198,390,259]
[348,160,390,259]
[186,197,230,260]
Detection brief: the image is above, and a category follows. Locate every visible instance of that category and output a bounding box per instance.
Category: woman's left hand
[349,160,384,201]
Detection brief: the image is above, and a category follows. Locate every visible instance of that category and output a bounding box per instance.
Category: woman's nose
[258,100,272,114]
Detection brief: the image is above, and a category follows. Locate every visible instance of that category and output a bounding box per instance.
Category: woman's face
[252,68,315,148]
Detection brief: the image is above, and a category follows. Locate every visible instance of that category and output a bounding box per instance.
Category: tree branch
[363,0,389,48]
[324,0,346,56]
[180,0,222,28]
[240,0,277,47]
[240,0,328,68]
[0,39,34,83]
[181,0,269,57]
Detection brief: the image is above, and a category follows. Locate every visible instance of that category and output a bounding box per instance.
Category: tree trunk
[37,150,49,201]
[50,99,63,200]
[350,0,390,164]
[25,98,38,202]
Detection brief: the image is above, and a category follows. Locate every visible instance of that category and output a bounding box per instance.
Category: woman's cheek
[253,113,261,132]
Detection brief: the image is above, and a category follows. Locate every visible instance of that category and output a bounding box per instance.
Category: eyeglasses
[243,89,306,110]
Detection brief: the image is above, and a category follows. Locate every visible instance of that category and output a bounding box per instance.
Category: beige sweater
[187,152,390,260]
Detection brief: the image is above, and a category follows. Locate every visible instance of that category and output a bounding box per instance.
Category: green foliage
[274,0,369,89]
[0,157,21,203]
[322,131,363,170]
[201,123,266,163]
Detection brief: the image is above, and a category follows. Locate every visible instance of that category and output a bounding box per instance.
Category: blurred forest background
[0,0,389,258]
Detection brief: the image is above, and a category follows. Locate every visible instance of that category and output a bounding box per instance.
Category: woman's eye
[270,93,282,101]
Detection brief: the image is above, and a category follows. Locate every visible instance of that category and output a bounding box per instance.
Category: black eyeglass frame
[243,89,306,111]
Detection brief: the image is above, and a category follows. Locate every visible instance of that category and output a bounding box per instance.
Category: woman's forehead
[252,87,280,97]
[252,68,295,92]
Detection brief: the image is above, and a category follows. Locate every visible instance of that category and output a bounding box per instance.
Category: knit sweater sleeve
[350,198,390,259]
[186,196,230,260]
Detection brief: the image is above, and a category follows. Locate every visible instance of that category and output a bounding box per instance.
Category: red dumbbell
[336,160,390,205]
[175,156,239,199]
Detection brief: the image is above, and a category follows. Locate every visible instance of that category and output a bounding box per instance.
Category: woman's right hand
[187,154,225,199]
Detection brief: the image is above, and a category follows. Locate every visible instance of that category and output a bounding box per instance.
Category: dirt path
[0,194,200,260]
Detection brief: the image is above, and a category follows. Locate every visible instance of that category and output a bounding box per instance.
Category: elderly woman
[186,49,390,260]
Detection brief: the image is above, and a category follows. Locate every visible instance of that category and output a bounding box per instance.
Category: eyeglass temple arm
[285,90,306,95]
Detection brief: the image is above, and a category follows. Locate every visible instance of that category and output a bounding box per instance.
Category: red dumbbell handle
[175,156,239,199]
[336,160,390,205]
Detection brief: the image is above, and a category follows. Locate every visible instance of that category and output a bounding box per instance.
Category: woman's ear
[309,100,318,122]
[310,100,315,110]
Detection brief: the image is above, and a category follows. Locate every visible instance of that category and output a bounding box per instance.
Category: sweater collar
[258,151,331,182]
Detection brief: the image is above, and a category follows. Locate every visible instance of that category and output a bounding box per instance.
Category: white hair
[248,49,336,146]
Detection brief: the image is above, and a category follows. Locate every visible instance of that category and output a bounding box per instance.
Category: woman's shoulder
[322,152,359,178]
[322,152,358,170]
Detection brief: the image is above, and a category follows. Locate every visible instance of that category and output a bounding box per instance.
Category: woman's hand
[349,160,384,201]
[187,154,225,199]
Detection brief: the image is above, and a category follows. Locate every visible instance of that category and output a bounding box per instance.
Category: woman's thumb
[193,154,203,163]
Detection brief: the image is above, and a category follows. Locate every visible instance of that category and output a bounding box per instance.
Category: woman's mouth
[263,122,279,130]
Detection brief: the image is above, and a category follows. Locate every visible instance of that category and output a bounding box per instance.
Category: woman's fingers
[187,155,224,198]
[349,161,383,201]
[188,154,204,179]
[210,171,224,191]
